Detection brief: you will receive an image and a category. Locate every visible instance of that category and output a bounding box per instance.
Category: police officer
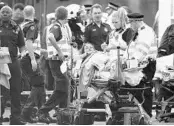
[124,13,157,118]
[20,5,45,123]
[105,2,120,29]
[0,2,9,124]
[40,13,55,91]
[38,6,71,124]
[0,5,26,125]
[12,3,25,25]
[84,4,111,51]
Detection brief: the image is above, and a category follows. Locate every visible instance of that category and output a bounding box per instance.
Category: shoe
[10,116,26,125]
[45,113,56,123]
[38,113,50,124]
[53,112,57,118]
[3,117,10,122]
[0,117,2,125]
[21,116,38,123]
[94,113,106,121]
[6,101,11,107]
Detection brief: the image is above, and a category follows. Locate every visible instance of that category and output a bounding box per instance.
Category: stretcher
[56,46,152,125]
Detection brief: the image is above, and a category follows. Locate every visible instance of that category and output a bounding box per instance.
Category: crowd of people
[0,1,167,125]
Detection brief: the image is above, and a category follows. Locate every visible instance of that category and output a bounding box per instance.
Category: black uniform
[84,22,111,51]
[20,19,46,121]
[0,20,25,121]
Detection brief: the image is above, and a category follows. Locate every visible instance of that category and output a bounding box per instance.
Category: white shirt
[108,29,127,60]
[124,23,156,62]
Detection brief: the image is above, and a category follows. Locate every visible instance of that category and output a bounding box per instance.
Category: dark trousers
[39,60,69,114]
[20,55,45,117]
[45,60,54,90]
[21,86,46,117]
[39,90,67,113]
[20,54,44,87]
[0,86,10,117]
[8,59,22,118]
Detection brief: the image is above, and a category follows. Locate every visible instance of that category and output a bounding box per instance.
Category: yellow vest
[47,23,72,60]
[124,23,156,62]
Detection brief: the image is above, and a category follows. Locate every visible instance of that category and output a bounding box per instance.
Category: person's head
[79,7,88,21]
[105,6,112,15]
[112,7,127,29]
[84,4,92,15]
[127,13,144,32]
[106,2,120,15]
[55,6,68,25]
[23,5,35,20]
[83,43,95,54]
[121,6,132,24]
[122,6,132,15]
[91,4,103,23]
[12,3,25,25]
[0,5,12,21]
[13,3,24,13]
[47,13,55,25]
[0,2,7,10]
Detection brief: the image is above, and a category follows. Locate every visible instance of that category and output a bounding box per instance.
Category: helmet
[66,4,80,19]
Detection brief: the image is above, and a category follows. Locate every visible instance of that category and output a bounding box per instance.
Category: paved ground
[2,107,174,125]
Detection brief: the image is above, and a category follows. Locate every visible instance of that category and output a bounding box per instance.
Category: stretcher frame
[72,46,152,125]
[153,77,174,122]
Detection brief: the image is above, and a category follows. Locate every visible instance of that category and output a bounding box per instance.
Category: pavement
[2,107,174,125]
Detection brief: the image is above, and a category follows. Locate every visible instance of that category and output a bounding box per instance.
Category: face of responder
[129,20,139,32]
[112,16,121,30]
[80,10,88,21]
[84,43,95,54]
[106,8,113,15]
[91,7,102,23]
[0,6,12,21]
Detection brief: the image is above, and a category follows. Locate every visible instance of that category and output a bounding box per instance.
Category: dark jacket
[158,24,174,57]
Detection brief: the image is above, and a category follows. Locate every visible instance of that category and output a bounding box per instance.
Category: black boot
[38,112,50,124]
[21,108,37,123]
[45,113,56,123]
[10,116,26,125]
[0,117,2,125]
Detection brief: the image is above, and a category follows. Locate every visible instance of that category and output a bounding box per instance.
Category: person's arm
[41,26,47,50]
[132,29,153,62]
[25,24,38,71]
[122,28,134,46]
[17,27,26,56]
[48,34,62,55]
[106,25,112,44]
[48,25,64,61]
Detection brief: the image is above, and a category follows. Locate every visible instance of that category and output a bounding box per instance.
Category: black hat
[0,2,7,10]
[84,4,92,11]
[127,13,144,21]
[108,2,119,10]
